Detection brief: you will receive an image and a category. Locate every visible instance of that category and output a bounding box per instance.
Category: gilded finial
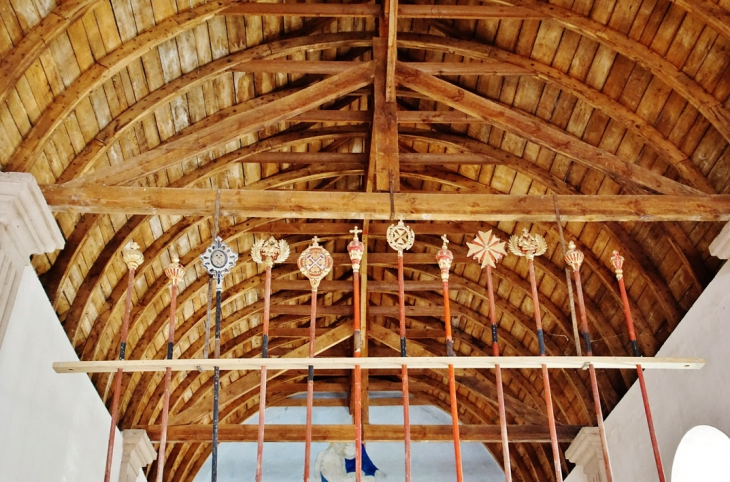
[508,229,547,260]
[564,241,584,272]
[122,241,144,271]
[611,250,625,280]
[467,230,506,269]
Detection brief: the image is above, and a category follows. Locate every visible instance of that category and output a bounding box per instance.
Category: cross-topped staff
[155,257,185,482]
[467,230,511,481]
[612,251,666,482]
[104,241,144,482]
[298,237,333,482]
[347,226,365,482]
[386,218,415,482]
[565,242,614,481]
[251,236,290,482]
[436,234,463,482]
[508,228,562,481]
[201,237,239,482]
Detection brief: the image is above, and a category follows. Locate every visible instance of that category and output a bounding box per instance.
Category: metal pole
[155,258,185,482]
[298,237,333,482]
[200,237,238,482]
[387,219,415,482]
[348,227,365,482]
[611,251,666,482]
[437,235,463,482]
[104,241,144,482]
[508,229,562,481]
[467,230,511,481]
[565,243,614,481]
[251,237,289,482]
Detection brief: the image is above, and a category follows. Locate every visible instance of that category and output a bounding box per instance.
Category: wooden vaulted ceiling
[2,0,730,479]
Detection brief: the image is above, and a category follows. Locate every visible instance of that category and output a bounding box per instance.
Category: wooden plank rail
[53,356,704,374]
[139,424,583,443]
[40,187,730,221]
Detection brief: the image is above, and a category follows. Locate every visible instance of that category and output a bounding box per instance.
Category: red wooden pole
[611,251,666,482]
[437,235,464,482]
[298,238,333,482]
[565,243,613,481]
[154,258,185,482]
[467,229,511,481]
[386,219,414,482]
[348,227,365,482]
[104,242,143,482]
[509,229,562,481]
[251,237,289,482]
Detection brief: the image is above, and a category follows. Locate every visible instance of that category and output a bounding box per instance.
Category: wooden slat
[53,356,705,373]
[40,186,730,221]
[395,62,701,196]
[140,423,583,443]
[0,0,102,107]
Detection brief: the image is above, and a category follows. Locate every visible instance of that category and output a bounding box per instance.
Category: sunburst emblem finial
[251,236,290,268]
[467,230,507,269]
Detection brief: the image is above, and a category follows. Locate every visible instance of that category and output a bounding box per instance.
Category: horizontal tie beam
[53,356,704,374]
[138,423,583,443]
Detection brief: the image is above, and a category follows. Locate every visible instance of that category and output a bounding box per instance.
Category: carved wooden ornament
[466,230,506,269]
[298,237,333,289]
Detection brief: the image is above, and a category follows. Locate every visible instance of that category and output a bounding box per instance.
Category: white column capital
[710,222,730,259]
[566,427,607,482]
[119,429,156,482]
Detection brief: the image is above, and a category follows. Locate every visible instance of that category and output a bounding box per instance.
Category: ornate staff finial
[200,236,239,287]
[467,230,507,269]
[564,241,584,272]
[251,236,290,268]
[437,234,454,282]
[165,257,185,286]
[298,237,333,290]
[611,250,625,280]
[387,218,415,255]
[122,241,144,270]
[508,228,547,260]
[348,226,365,273]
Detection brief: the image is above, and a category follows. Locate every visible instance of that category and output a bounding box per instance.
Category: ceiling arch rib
[4,0,234,174]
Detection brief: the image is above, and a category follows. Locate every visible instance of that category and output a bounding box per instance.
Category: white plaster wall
[0,265,122,482]
[566,260,730,482]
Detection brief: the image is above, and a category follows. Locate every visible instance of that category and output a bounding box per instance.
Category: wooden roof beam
[395,62,701,196]
[65,63,374,187]
[40,186,730,221]
[140,424,583,443]
[221,4,545,18]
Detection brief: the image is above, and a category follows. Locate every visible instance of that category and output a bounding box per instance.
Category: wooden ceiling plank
[65,62,375,187]
[498,0,730,145]
[140,423,582,443]
[401,31,715,193]
[40,186,730,221]
[672,0,730,46]
[0,0,102,108]
[4,0,233,174]
[395,61,701,196]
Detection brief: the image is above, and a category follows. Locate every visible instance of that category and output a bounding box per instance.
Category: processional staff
[508,229,563,481]
[347,227,365,482]
[386,219,415,482]
[436,235,464,482]
[467,230,511,482]
[201,237,238,482]
[251,236,290,482]
[611,251,666,482]
[565,242,614,481]
[155,257,185,482]
[104,241,144,482]
[298,237,333,482]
